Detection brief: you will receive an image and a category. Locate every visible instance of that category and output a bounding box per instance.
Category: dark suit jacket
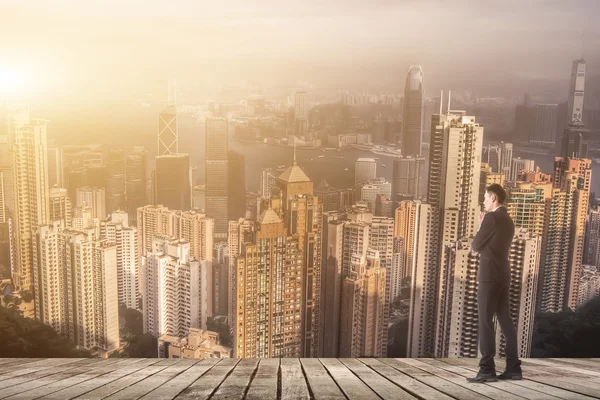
[471,206,515,284]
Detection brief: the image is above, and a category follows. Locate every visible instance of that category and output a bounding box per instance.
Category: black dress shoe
[466,372,498,383]
[498,369,522,380]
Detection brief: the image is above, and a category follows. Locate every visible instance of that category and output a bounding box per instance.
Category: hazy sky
[1,0,599,101]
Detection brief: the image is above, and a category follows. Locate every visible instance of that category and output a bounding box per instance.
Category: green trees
[0,305,90,357]
[531,295,600,357]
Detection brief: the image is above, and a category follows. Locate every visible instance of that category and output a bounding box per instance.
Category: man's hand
[479,211,486,225]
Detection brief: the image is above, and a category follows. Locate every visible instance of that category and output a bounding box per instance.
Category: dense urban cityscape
[1,54,599,362]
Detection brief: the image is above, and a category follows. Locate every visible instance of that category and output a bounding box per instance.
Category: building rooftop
[278,163,311,183]
[258,209,281,225]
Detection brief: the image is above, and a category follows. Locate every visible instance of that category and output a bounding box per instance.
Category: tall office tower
[499,142,513,181]
[392,156,427,201]
[417,111,482,356]
[355,158,376,186]
[155,154,191,212]
[158,99,178,156]
[213,241,229,316]
[235,209,304,358]
[136,205,213,264]
[227,218,255,329]
[192,185,205,210]
[9,116,49,292]
[205,117,229,239]
[315,179,340,213]
[49,188,72,227]
[272,159,323,358]
[100,212,139,310]
[513,96,536,142]
[47,144,62,188]
[530,104,558,145]
[359,178,392,212]
[496,229,541,359]
[76,186,106,219]
[562,60,589,158]
[553,157,592,310]
[434,239,480,358]
[479,163,505,205]
[228,150,246,221]
[401,65,424,156]
[584,207,600,266]
[61,145,103,202]
[567,59,586,124]
[105,149,125,214]
[259,168,278,198]
[34,224,120,355]
[485,145,500,173]
[142,237,210,337]
[510,158,535,182]
[294,91,307,120]
[125,148,147,224]
[339,250,387,357]
[577,265,600,307]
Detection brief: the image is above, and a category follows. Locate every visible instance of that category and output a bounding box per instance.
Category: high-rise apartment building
[205,117,229,239]
[479,163,505,205]
[155,153,191,212]
[34,223,120,355]
[584,207,600,266]
[49,187,72,227]
[142,237,210,337]
[100,212,139,310]
[401,65,424,156]
[510,158,535,182]
[577,265,600,307]
[339,250,387,357]
[227,218,255,329]
[76,186,106,219]
[9,114,49,292]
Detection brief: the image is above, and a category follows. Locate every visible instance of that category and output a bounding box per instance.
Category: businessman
[467,183,522,383]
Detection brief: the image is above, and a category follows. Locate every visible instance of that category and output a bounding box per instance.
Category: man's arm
[472,212,495,252]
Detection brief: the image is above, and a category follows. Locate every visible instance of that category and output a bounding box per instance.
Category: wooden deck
[0,358,598,399]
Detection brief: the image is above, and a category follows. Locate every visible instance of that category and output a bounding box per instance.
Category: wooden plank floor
[0,358,597,400]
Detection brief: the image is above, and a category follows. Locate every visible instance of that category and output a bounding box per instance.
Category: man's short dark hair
[486,183,506,204]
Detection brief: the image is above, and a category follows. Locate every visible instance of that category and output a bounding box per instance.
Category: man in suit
[467,183,522,383]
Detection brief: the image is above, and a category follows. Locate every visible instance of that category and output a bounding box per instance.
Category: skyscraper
[205,117,229,239]
[227,218,255,330]
[34,223,120,355]
[125,147,147,224]
[530,104,558,145]
[106,149,125,214]
[9,114,49,292]
[562,60,589,158]
[49,188,72,227]
[142,237,210,337]
[76,186,106,219]
[339,250,387,357]
[354,158,376,186]
[158,104,178,156]
[401,65,424,156]
[391,156,427,201]
[228,150,246,221]
[155,154,191,212]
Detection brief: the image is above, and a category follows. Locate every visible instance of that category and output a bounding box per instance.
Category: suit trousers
[477,281,521,373]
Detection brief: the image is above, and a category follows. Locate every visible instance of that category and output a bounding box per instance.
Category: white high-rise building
[142,237,210,338]
[227,218,255,329]
[355,158,376,186]
[76,186,106,219]
[577,265,600,307]
[100,212,140,310]
[9,114,49,292]
[49,187,71,227]
[34,223,120,355]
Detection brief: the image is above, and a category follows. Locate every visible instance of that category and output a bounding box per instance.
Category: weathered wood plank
[338,358,417,400]
[443,358,597,400]
[299,358,346,400]
[0,359,46,374]
[37,359,160,400]
[138,358,220,400]
[360,358,455,400]
[73,364,171,399]
[411,359,526,400]
[245,358,279,400]
[280,358,310,400]
[397,358,500,400]
[211,358,259,400]
[2,359,135,400]
[522,358,600,378]
[443,358,600,399]
[319,358,379,400]
[0,359,102,390]
[174,358,239,400]
[548,358,600,369]
[0,359,97,383]
[102,359,198,400]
